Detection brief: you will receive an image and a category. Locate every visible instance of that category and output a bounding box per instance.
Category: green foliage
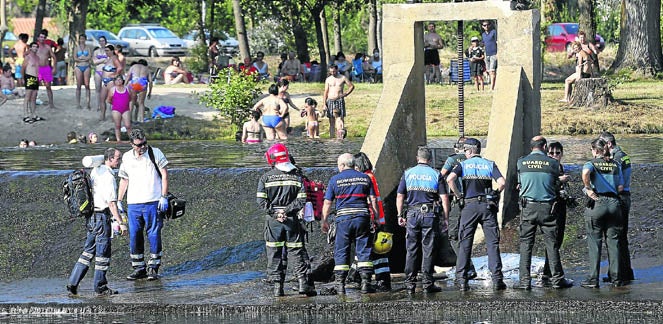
[596,0,621,43]
[248,19,289,55]
[187,43,210,74]
[606,69,630,93]
[199,69,263,128]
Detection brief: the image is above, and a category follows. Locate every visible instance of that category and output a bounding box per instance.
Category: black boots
[360,273,375,294]
[274,280,285,297]
[298,277,317,297]
[335,276,346,295]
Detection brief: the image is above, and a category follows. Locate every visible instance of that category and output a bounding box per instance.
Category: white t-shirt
[91,164,117,211]
[118,147,169,204]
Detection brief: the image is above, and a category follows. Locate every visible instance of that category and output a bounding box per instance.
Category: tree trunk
[232,0,250,60]
[33,0,46,41]
[67,0,89,84]
[376,4,382,55]
[367,0,377,55]
[332,4,342,55]
[288,5,309,63]
[577,0,596,44]
[310,5,327,81]
[610,0,663,75]
[321,8,330,63]
[0,0,8,62]
[570,77,613,108]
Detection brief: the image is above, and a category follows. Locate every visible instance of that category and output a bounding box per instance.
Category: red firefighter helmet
[265,143,290,166]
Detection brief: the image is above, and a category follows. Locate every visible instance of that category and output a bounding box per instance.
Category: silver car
[117,24,187,57]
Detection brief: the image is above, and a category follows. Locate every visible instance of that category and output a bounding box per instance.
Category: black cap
[463,138,481,149]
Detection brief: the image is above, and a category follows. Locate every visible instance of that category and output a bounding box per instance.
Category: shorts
[14,65,22,79]
[262,115,282,128]
[25,74,39,90]
[326,98,346,119]
[2,89,12,95]
[470,61,485,77]
[485,55,498,72]
[55,61,67,78]
[38,66,53,83]
[245,138,262,144]
[424,49,440,66]
[581,72,591,78]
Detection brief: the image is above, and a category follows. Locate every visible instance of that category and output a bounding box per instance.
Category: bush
[186,43,210,74]
[199,69,263,128]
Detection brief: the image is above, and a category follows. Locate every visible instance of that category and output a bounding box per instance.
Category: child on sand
[333,107,346,139]
[0,65,24,100]
[303,97,319,139]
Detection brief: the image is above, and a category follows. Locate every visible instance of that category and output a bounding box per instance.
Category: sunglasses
[549,151,562,155]
[132,140,148,148]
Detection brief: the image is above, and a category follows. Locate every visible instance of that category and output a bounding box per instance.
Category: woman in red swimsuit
[106,75,132,142]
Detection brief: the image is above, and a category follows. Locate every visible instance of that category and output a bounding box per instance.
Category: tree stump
[570,77,613,108]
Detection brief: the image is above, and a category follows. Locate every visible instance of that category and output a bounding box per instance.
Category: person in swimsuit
[242,110,264,144]
[54,38,67,86]
[115,45,126,74]
[99,44,123,121]
[252,51,270,81]
[22,42,43,124]
[93,36,109,112]
[13,33,29,87]
[562,41,593,103]
[106,75,131,142]
[323,64,354,138]
[74,34,93,110]
[252,84,288,140]
[0,65,24,98]
[303,97,319,139]
[277,79,300,134]
[164,57,191,84]
[36,31,56,109]
[127,59,153,123]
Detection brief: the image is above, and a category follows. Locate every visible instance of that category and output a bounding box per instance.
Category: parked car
[545,23,605,52]
[63,30,131,53]
[117,24,187,57]
[182,30,238,54]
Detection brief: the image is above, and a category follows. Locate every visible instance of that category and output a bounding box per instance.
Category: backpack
[62,169,94,218]
[302,177,326,220]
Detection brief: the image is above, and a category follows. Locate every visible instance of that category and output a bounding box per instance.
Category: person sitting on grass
[164,57,191,84]
[0,65,25,98]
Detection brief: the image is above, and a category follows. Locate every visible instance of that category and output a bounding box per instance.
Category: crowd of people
[252,130,633,297]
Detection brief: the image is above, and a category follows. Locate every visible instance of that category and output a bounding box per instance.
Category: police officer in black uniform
[257,143,314,297]
[446,138,507,291]
[440,137,477,278]
[600,131,634,283]
[397,147,450,294]
[514,136,573,290]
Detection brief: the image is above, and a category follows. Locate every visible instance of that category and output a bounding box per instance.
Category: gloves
[158,196,169,212]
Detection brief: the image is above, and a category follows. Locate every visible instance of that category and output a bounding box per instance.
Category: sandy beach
[0,84,218,147]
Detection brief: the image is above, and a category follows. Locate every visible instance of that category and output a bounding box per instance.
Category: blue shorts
[14,65,22,79]
[2,89,12,95]
[262,115,282,128]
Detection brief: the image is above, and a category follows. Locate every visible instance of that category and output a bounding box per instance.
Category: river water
[1,135,662,323]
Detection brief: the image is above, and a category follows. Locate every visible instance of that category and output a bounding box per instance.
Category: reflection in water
[2,135,661,171]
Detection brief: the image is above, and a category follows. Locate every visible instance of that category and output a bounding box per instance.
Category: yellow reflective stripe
[266,241,285,247]
[357,261,374,268]
[285,242,303,248]
[265,181,302,187]
[79,200,89,211]
[297,193,307,198]
[257,192,268,198]
[334,264,350,271]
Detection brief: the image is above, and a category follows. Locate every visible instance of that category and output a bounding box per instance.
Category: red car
[545,23,605,52]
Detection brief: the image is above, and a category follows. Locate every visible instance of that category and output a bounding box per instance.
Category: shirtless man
[127,59,153,123]
[280,51,301,82]
[36,31,57,109]
[424,22,443,84]
[21,42,42,123]
[323,64,354,139]
[13,33,29,87]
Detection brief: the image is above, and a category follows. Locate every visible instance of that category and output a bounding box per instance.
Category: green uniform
[612,145,633,281]
[517,150,565,286]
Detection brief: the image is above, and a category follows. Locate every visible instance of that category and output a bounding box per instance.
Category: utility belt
[597,192,619,199]
[93,208,110,214]
[464,196,487,203]
[269,207,294,218]
[407,203,436,214]
[520,197,557,215]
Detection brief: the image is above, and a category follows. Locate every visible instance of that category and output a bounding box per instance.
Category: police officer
[514,136,573,290]
[321,153,378,294]
[67,148,126,296]
[580,138,624,288]
[440,137,477,278]
[397,147,450,294]
[600,131,634,282]
[446,138,506,291]
[257,143,314,297]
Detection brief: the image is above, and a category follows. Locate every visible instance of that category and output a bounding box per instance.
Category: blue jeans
[68,211,112,293]
[128,201,163,270]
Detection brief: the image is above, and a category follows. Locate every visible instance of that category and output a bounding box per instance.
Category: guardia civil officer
[599,131,634,282]
[580,138,624,288]
[514,136,573,290]
[67,148,126,296]
[257,143,314,297]
[396,147,450,294]
[446,138,506,291]
[321,153,378,294]
[440,137,477,278]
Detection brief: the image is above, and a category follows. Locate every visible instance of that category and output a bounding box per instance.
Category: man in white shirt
[118,128,169,281]
[67,148,126,296]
